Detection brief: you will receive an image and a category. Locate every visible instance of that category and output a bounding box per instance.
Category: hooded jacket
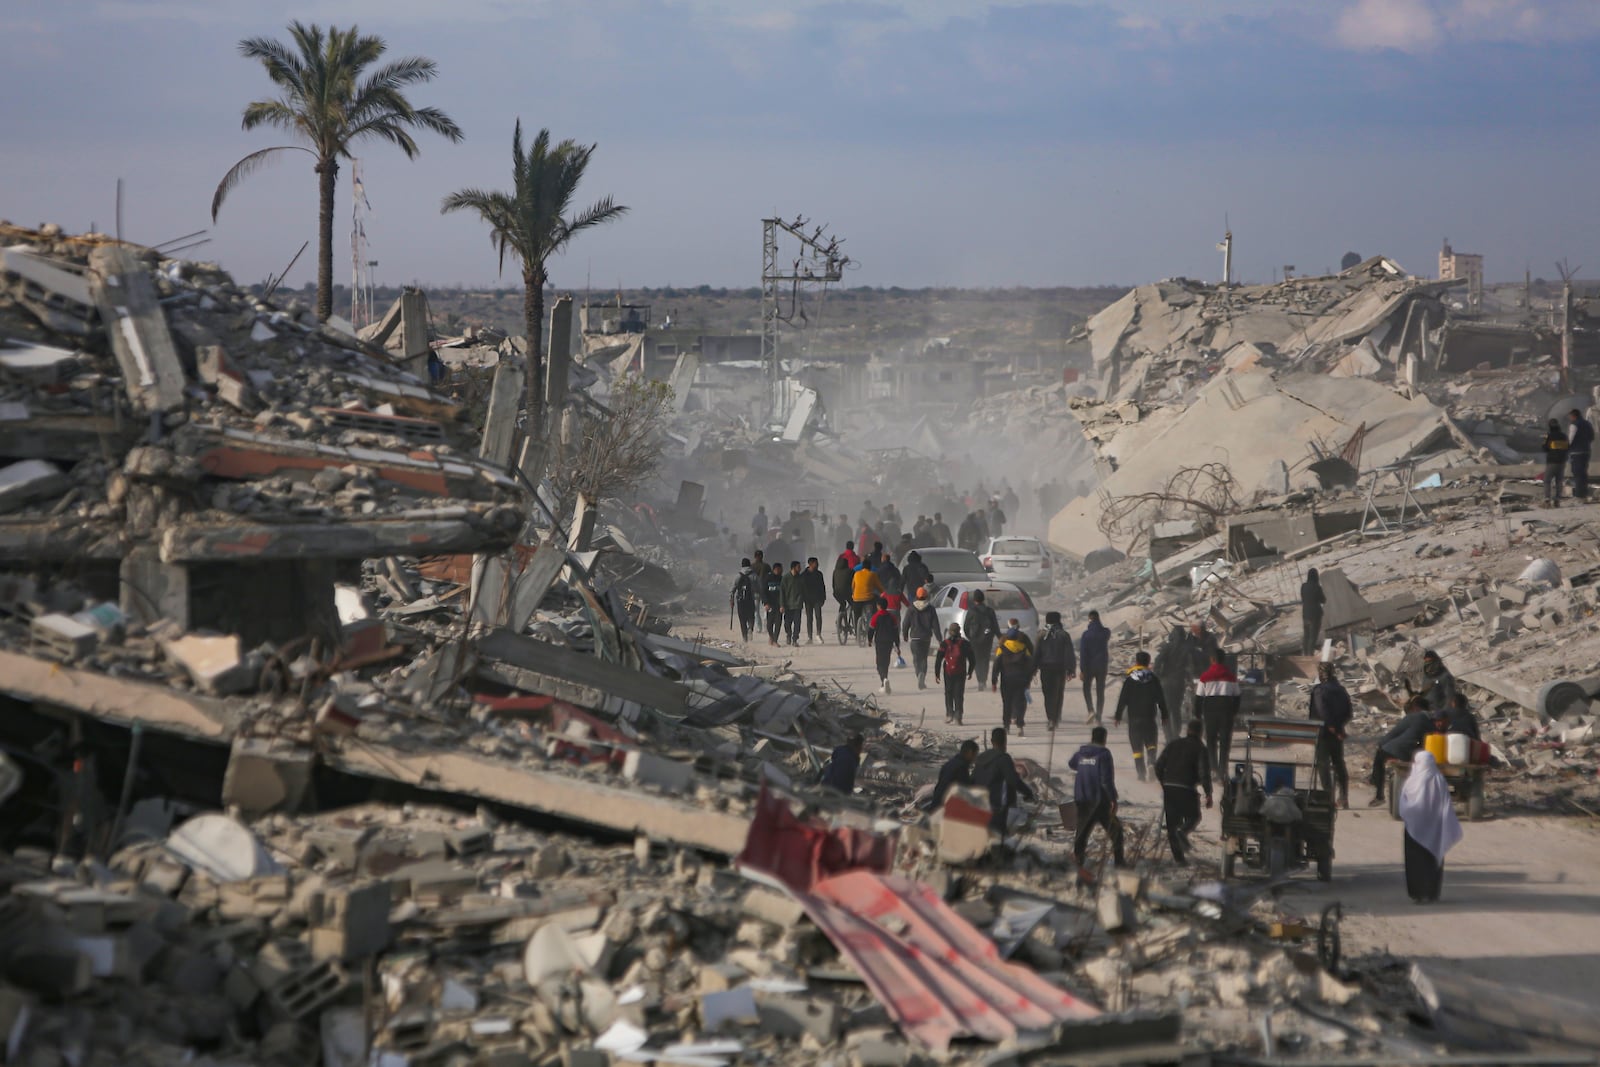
[1114,667,1170,725]
[995,634,1035,684]
[964,602,1000,644]
[1154,735,1212,798]
[972,748,1035,818]
[1195,661,1241,718]
[901,555,932,597]
[800,567,828,606]
[868,608,901,651]
[1379,710,1435,760]
[876,559,904,598]
[1309,678,1353,735]
[1079,619,1111,674]
[1035,624,1077,673]
[902,601,940,642]
[731,566,758,609]
[935,635,974,681]
[832,559,854,601]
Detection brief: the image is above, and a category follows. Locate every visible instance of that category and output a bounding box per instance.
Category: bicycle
[838,603,872,647]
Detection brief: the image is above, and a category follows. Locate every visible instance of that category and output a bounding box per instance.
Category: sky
[4,0,1600,291]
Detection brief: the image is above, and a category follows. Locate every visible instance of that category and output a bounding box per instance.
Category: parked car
[913,547,990,592]
[980,536,1053,594]
[931,580,1040,642]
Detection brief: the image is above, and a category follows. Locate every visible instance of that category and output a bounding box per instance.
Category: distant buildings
[1439,239,1484,312]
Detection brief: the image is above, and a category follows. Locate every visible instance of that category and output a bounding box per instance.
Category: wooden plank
[88,245,186,412]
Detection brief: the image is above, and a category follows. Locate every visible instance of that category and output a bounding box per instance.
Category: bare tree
[1096,462,1240,552]
[550,376,673,517]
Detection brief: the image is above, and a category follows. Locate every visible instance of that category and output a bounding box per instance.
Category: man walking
[868,597,901,695]
[973,727,1035,833]
[931,512,953,548]
[762,563,784,646]
[1195,648,1241,777]
[1079,610,1110,723]
[1543,417,1571,507]
[1069,726,1126,874]
[800,557,828,643]
[992,625,1036,736]
[902,586,940,689]
[1309,662,1352,808]
[935,623,975,724]
[1301,568,1326,657]
[1154,719,1212,866]
[900,550,931,601]
[751,504,769,548]
[730,558,758,641]
[780,561,804,646]
[1035,611,1077,733]
[1114,651,1169,782]
[1569,407,1594,500]
[964,590,1000,687]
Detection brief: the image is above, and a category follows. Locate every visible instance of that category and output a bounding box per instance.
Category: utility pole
[760,216,851,426]
[1216,224,1233,288]
[1557,259,1580,394]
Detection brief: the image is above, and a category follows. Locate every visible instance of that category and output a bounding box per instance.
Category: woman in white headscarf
[1398,750,1462,903]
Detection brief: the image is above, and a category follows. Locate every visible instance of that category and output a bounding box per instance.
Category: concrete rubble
[4,226,1596,1065]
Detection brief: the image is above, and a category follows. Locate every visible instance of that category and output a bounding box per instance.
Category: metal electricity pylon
[761,215,851,424]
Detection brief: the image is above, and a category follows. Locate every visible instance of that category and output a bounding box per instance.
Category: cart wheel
[1221,847,1236,880]
[836,614,848,646]
[1267,838,1288,880]
[856,622,869,648]
[1467,773,1486,821]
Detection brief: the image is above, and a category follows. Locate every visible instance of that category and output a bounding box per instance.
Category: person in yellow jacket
[850,561,883,630]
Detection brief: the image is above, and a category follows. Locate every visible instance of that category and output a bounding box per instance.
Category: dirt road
[679,610,1600,1008]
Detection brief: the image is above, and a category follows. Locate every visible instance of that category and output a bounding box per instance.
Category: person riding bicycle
[850,559,883,632]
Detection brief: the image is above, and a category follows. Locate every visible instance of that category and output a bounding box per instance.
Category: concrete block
[1097,889,1136,934]
[740,886,805,927]
[30,613,98,661]
[757,994,842,1044]
[935,786,992,864]
[221,738,314,815]
[697,962,748,993]
[0,459,68,514]
[699,986,759,1030]
[621,750,693,795]
[267,957,349,1019]
[305,825,375,870]
[306,880,392,962]
[447,826,493,859]
[161,632,254,695]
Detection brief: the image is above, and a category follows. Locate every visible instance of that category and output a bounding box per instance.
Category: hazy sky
[5,0,1600,291]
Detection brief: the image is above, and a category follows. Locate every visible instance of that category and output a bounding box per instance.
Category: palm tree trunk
[524,268,546,440]
[315,158,338,322]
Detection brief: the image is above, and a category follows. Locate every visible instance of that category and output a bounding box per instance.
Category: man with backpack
[901,586,941,689]
[1069,725,1125,874]
[992,623,1036,737]
[935,623,975,724]
[963,590,1000,687]
[1114,650,1170,782]
[730,558,758,641]
[1035,611,1078,733]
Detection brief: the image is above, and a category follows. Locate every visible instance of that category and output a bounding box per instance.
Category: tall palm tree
[441,121,627,438]
[212,22,462,322]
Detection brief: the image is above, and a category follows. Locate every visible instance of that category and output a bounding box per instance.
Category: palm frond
[241,99,303,135]
[211,145,313,221]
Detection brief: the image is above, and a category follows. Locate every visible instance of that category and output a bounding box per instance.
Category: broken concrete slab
[88,245,187,412]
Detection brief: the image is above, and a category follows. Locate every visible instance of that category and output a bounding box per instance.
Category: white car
[931,580,1040,642]
[981,536,1053,594]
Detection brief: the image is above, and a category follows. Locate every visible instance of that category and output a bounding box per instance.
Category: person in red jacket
[1195,649,1241,775]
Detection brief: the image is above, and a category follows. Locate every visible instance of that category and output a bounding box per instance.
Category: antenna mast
[760,215,851,426]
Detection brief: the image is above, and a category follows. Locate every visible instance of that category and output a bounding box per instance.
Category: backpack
[941,640,966,677]
[733,573,755,608]
[1037,629,1069,668]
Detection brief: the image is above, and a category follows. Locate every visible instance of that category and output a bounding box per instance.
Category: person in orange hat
[901,585,941,689]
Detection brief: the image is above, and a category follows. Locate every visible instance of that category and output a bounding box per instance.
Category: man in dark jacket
[1069,725,1125,871]
[1411,650,1456,714]
[1035,611,1078,733]
[930,512,953,548]
[800,557,828,644]
[1079,610,1111,723]
[1543,417,1570,507]
[900,551,932,599]
[821,733,864,793]
[780,561,804,646]
[1367,697,1435,805]
[1568,407,1594,500]
[1114,651,1170,781]
[831,554,854,625]
[1301,568,1326,657]
[922,739,979,811]
[901,587,940,690]
[869,598,901,695]
[972,727,1035,833]
[935,623,975,725]
[957,513,979,551]
[964,590,1001,687]
[1308,662,1352,807]
[762,564,784,646]
[992,625,1036,736]
[1195,648,1241,776]
[1154,719,1212,865]
[1178,622,1220,736]
[730,559,758,641]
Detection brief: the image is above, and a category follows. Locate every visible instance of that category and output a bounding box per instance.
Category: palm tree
[212,22,462,322]
[441,121,627,438]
